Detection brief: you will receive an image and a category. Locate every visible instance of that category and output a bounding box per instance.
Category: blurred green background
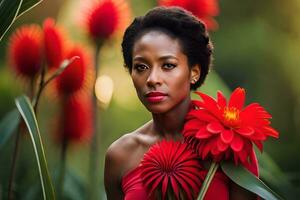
[1,0,300,199]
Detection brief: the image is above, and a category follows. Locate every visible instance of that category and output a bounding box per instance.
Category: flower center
[223,107,240,127]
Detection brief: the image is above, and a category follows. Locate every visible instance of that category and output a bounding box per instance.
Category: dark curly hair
[121,6,213,90]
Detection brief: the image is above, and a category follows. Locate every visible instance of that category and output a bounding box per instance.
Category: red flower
[8,25,42,79]
[158,0,219,30]
[140,140,203,200]
[182,87,279,165]
[57,96,92,143]
[55,45,90,96]
[83,0,131,41]
[43,18,65,69]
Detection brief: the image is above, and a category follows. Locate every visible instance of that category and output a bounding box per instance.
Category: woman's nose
[146,67,162,88]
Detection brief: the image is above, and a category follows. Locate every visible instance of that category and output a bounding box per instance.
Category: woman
[104,7,257,200]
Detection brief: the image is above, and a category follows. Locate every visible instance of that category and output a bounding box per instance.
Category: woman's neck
[151,97,191,139]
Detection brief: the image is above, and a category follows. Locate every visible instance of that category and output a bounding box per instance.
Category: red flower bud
[83,0,131,41]
[55,45,90,96]
[158,0,220,30]
[8,25,42,79]
[57,96,92,143]
[43,18,65,69]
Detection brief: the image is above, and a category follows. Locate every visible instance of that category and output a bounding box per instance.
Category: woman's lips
[145,92,167,103]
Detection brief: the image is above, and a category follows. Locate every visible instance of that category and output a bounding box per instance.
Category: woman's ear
[190,64,201,84]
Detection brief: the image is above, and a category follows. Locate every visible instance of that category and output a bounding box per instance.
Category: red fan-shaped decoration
[140,140,203,200]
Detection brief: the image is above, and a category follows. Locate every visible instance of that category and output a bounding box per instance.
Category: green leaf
[221,162,283,200]
[258,152,300,199]
[15,95,55,200]
[0,109,20,149]
[64,170,85,200]
[0,0,23,41]
[18,0,43,17]
[0,0,43,41]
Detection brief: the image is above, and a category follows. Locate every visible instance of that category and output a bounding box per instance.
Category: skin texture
[104,31,256,200]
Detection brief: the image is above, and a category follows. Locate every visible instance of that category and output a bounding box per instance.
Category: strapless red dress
[122,150,259,200]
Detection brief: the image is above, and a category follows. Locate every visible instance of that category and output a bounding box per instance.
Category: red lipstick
[145,91,167,103]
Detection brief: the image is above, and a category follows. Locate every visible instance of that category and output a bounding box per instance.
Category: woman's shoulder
[106,132,139,161]
[105,121,157,177]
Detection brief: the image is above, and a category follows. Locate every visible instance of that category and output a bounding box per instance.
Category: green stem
[57,138,67,200]
[8,77,36,200]
[197,161,219,200]
[88,43,102,200]
[7,125,22,200]
[33,64,46,113]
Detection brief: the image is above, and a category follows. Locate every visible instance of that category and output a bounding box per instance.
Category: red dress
[122,149,259,200]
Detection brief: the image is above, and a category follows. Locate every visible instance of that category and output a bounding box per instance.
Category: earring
[191,78,197,84]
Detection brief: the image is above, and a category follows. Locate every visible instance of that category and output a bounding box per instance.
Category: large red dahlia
[182,87,279,165]
[8,25,42,79]
[83,0,131,41]
[158,0,220,30]
[140,140,203,200]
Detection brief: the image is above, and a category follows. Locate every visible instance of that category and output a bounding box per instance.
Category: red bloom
[55,45,90,96]
[140,140,203,200]
[8,25,42,78]
[83,0,131,41]
[57,96,92,143]
[158,0,219,30]
[43,18,65,69]
[182,87,279,165]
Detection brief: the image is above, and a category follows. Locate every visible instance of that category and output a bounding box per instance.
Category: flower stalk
[88,43,102,200]
[8,125,22,200]
[197,161,219,200]
[57,138,68,200]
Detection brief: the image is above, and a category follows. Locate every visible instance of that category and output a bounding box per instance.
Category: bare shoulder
[104,132,141,199]
[105,121,156,177]
[105,132,140,173]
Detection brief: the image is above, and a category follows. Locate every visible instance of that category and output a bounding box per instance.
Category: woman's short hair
[121,6,213,90]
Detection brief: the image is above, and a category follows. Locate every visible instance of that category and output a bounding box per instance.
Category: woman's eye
[134,64,148,72]
[163,63,176,70]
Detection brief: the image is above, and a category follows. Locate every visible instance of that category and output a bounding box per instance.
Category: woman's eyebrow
[158,55,178,61]
[133,55,178,62]
[133,56,147,62]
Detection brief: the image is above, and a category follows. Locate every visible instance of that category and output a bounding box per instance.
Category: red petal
[229,87,245,110]
[189,109,219,122]
[162,175,168,199]
[170,177,180,199]
[196,126,212,139]
[263,126,279,138]
[217,138,228,151]
[230,135,244,152]
[253,140,263,152]
[220,129,234,143]
[236,127,254,136]
[195,91,222,119]
[237,149,248,163]
[217,90,227,108]
[206,122,224,134]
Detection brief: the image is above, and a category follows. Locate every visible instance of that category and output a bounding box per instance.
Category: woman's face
[131,30,199,114]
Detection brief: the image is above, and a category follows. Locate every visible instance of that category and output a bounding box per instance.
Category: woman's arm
[104,146,124,200]
[230,181,257,200]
